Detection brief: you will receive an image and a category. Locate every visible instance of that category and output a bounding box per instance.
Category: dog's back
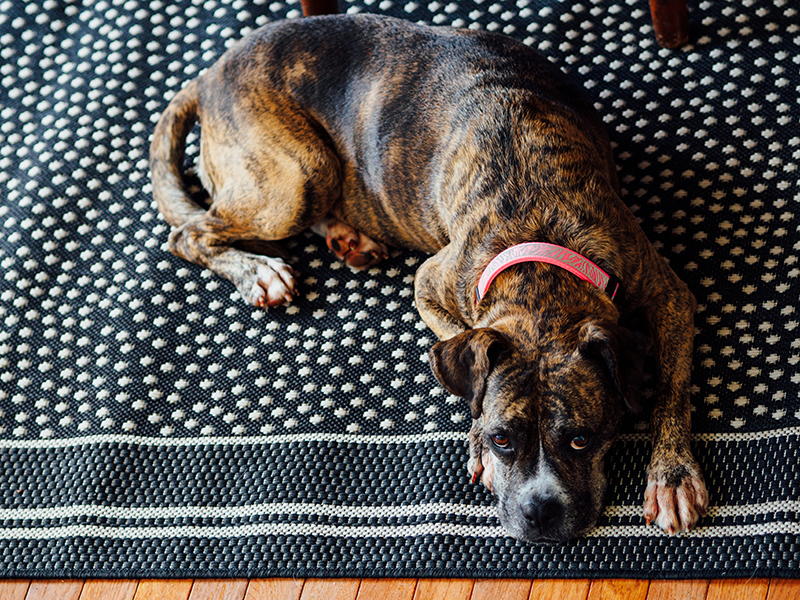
[195,14,619,253]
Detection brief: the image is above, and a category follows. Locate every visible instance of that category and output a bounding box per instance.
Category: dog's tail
[149,80,205,228]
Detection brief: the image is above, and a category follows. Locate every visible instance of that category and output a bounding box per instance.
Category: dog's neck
[471,259,620,345]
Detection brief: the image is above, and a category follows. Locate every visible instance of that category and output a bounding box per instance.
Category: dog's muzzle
[521,493,565,536]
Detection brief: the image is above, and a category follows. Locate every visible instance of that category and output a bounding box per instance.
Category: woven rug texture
[0,0,798,580]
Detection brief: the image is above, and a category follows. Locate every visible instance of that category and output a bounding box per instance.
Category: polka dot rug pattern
[0,0,798,579]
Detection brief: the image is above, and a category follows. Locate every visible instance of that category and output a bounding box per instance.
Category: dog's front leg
[642,283,709,534]
[414,247,471,340]
[417,247,488,489]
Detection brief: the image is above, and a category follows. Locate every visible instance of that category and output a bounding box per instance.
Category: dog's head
[429,320,650,542]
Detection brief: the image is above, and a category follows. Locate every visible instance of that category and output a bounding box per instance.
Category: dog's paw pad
[328,230,359,258]
[239,257,297,308]
[314,217,389,269]
[643,463,708,534]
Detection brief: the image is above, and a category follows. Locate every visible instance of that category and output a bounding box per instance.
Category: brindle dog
[150,14,708,542]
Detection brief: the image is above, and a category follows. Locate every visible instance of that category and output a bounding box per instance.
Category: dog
[149,13,708,542]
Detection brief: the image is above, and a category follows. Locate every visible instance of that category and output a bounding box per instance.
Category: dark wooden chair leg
[650,0,690,48]
[301,0,339,16]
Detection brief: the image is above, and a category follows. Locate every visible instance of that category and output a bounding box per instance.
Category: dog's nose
[521,496,563,532]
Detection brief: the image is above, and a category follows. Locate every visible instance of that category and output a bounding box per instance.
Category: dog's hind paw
[236,256,297,308]
[312,217,388,269]
[643,457,709,534]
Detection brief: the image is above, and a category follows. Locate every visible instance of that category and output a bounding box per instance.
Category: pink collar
[475,242,622,303]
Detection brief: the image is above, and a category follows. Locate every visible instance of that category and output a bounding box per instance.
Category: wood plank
[471,579,532,600]
[25,580,84,600]
[13,579,800,600]
[767,579,800,600]
[79,580,139,600]
[134,580,193,600]
[707,579,769,600]
[356,579,417,600]
[245,579,305,600]
[413,579,474,600]
[189,579,250,600]
[0,580,30,600]
[646,580,709,600]
[530,579,591,600]
[300,579,360,600]
[588,579,649,600]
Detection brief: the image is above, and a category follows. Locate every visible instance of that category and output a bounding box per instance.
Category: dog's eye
[491,434,510,449]
[570,435,591,451]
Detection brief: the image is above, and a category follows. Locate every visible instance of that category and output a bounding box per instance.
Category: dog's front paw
[236,256,297,308]
[467,451,495,494]
[467,419,495,493]
[467,455,483,484]
[643,454,708,534]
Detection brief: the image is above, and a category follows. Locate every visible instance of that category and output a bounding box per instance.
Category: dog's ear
[578,320,652,413]
[429,328,510,419]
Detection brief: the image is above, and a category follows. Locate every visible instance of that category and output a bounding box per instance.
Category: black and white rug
[1,0,798,580]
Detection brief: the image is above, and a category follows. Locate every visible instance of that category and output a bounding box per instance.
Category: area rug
[0,0,798,580]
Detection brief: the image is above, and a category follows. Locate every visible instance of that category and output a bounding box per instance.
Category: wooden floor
[0,578,797,600]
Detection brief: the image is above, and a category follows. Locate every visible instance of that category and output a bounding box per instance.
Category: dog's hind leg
[168,152,341,307]
[164,107,343,307]
[168,212,300,307]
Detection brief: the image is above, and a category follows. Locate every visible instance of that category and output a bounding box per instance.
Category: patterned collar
[475,242,623,303]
